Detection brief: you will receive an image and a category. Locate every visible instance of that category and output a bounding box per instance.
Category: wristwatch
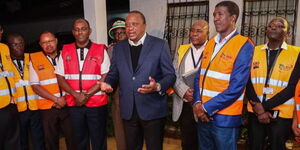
[156,83,161,92]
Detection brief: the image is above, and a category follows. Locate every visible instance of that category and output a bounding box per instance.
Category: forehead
[269,19,285,25]
[114,28,125,32]
[73,20,89,28]
[40,33,55,41]
[126,13,143,22]
[214,6,229,13]
[9,36,23,42]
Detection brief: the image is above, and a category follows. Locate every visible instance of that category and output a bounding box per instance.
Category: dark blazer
[105,34,176,120]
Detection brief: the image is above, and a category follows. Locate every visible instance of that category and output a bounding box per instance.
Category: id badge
[263,87,274,94]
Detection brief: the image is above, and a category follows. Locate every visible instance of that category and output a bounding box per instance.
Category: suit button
[132,77,136,80]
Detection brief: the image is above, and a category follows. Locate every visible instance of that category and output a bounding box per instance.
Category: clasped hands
[250,101,274,124]
[193,103,213,122]
[53,96,66,109]
[99,77,160,94]
[72,92,90,106]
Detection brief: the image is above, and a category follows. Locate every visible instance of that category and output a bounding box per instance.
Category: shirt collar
[128,32,147,46]
[76,40,92,49]
[43,50,60,60]
[214,29,237,44]
[190,40,207,51]
[261,41,288,50]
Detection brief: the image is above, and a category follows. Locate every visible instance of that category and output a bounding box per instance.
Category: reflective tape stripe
[15,80,30,87]
[0,88,16,96]
[283,98,294,105]
[296,104,300,111]
[200,69,230,81]
[64,74,101,80]
[0,71,14,78]
[40,78,58,85]
[200,88,243,101]
[38,93,61,100]
[298,124,300,128]
[17,95,39,102]
[251,77,288,87]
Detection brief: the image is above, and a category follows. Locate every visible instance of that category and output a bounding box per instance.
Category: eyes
[72,27,89,32]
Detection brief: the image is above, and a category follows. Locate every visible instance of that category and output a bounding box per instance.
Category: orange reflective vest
[0,43,17,108]
[12,53,39,112]
[199,35,248,116]
[295,80,300,128]
[248,44,299,118]
[62,43,108,107]
[30,51,62,110]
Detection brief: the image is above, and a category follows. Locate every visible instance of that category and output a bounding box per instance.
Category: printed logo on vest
[6,55,11,61]
[66,56,71,61]
[88,56,98,62]
[220,53,233,60]
[253,61,260,69]
[279,64,293,72]
[38,65,44,70]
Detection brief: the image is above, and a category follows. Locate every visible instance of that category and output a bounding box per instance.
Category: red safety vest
[62,43,108,107]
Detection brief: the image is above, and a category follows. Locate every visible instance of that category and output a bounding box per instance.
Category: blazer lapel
[123,42,133,73]
[135,35,152,72]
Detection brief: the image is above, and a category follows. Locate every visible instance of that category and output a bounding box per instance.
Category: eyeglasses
[72,27,89,32]
[40,39,56,45]
[9,42,24,47]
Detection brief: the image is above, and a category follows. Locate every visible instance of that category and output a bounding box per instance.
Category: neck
[219,26,235,42]
[193,41,206,49]
[76,40,89,48]
[47,51,58,59]
[267,40,283,50]
[11,55,23,60]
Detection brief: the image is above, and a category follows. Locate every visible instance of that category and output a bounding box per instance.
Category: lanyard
[190,48,202,68]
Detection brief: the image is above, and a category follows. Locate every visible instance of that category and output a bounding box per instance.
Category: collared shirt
[128,32,147,46]
[12,59,24,75]
[29,53,60,85]
[261,41,288,50]
[55,42,110,76]
[211,29,237,61]
[184,41,207,73]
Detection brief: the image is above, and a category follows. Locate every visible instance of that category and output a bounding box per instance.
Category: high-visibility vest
[247,44,299,118]
[62,43,108,107]
[0,43,17,108]
[176,44,191,69]
[295,80,300,128]
[199,34,249,117]
[30,51,61,110]
[12,53,39,112]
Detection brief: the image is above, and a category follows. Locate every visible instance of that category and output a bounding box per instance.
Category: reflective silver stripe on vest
[259,95,294,105]
[17,94,39,102]
[200,88,244,101]
[0,71,14,78]
[296,104,300,111]
[38,93,61,100]
[251,77,288,87]
[64,74,101,80]
[15,80,30,87]
[298,124,300,128]
[0,87,16,96]
[200,69,230,81]
[40,78,58,85]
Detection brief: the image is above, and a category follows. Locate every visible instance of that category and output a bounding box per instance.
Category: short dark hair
[216,1,239,22]
[0,24,3,31]
[72,18,91,29]
[129,10,146,24]
[7,33,24,42]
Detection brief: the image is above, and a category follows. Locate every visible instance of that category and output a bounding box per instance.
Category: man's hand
[56,96,66,108]
[137,77,159,94]
[183,88,194,102]
[257,111,273,124]
[293,122,300,137]
[249,101,265,115]
[193,103,212,122]
[98,81,113,93]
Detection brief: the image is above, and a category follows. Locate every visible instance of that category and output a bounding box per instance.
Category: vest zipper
[79,71,82,92]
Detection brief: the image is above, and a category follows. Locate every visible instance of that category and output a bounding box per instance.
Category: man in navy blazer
[100,10,176,150]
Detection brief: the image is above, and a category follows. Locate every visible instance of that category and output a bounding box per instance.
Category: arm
[245,77,261,102]
[172,48,191,100]
[104,46,119,89]
[262,55,300,110]
[203,41,254,116]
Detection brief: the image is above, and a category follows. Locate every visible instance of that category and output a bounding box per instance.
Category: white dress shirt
[184,41,207,73]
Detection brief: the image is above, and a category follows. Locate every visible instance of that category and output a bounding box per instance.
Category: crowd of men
[0,1,300,150]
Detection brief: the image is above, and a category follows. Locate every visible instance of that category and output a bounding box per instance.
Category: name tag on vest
[263,87,274,95]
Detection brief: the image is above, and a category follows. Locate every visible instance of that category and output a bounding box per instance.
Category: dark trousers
[123,107,166,150]
[179,102,198,150]
[68,105,107,150]
[248,112,292,150]
[40,107,77,150]
[0,104,21,150]
[19,109,45,150]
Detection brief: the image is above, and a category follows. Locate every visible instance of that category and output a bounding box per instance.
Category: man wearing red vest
[247,17,300,150]
[56,18,110,150]
[30,31,77,150]
[192,1,254,150]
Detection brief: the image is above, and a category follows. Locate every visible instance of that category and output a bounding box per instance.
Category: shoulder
[91,42,107,49]
[0,43,9,55]
[146,35,167,45]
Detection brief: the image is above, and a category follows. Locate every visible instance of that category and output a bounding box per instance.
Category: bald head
[190,20,209,48]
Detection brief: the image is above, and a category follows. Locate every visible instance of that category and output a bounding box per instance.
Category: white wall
[83,0,107,45]
[130,0,167,39]
[295,1,300,46]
